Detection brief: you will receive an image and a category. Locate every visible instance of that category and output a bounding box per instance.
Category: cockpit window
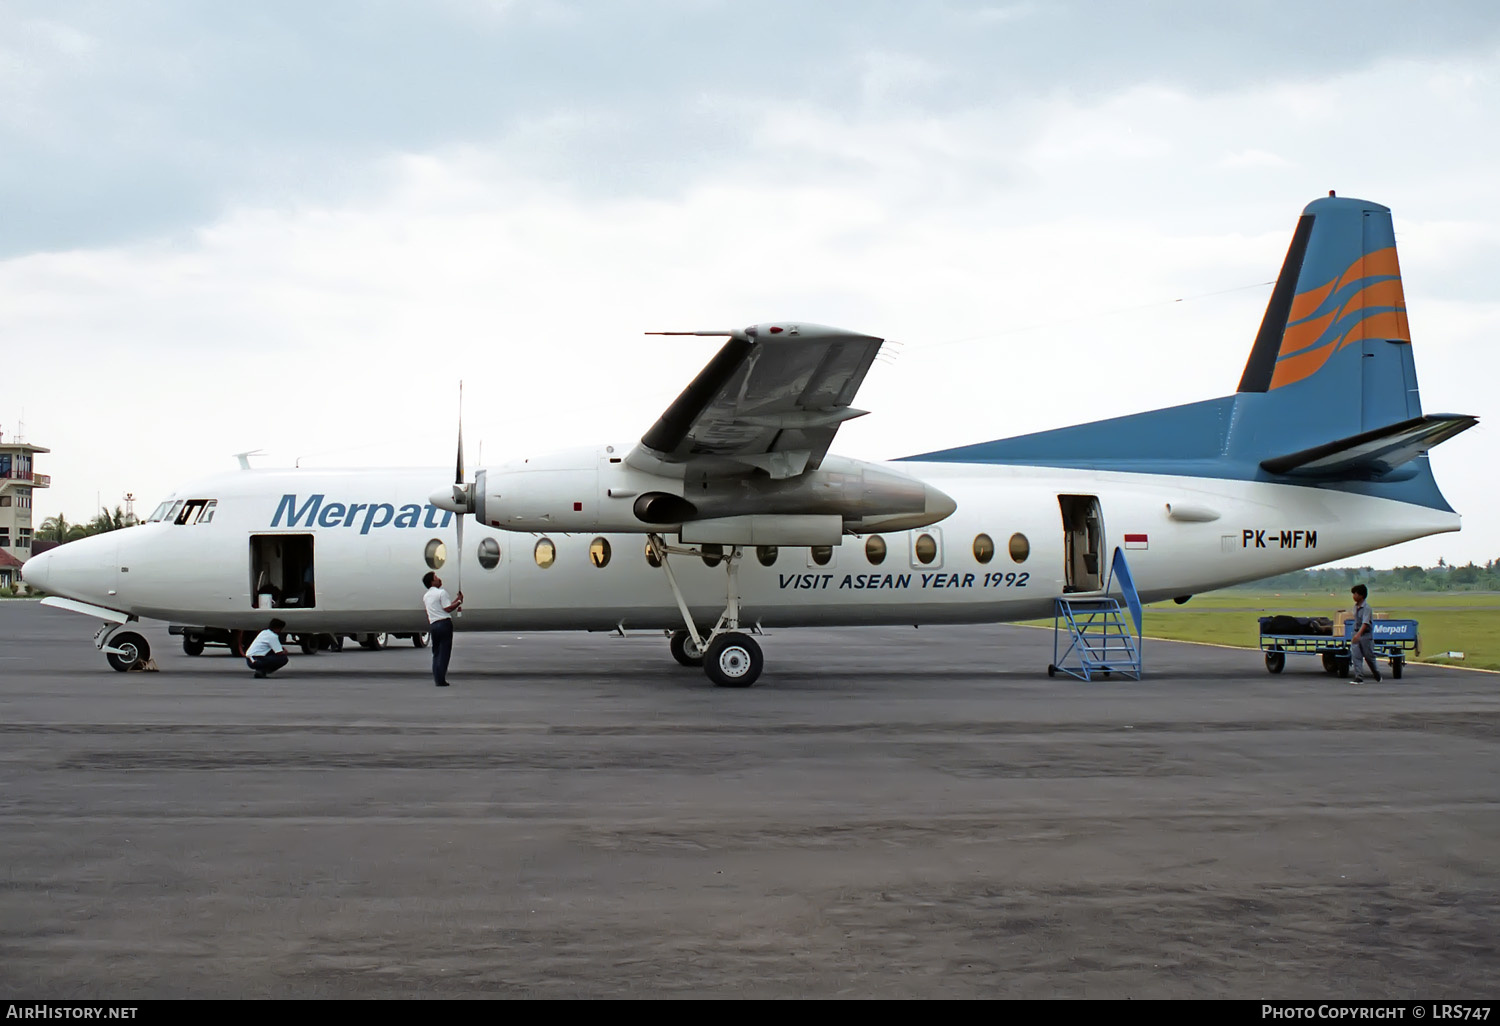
[147,501,173,523]
[165,500,185,524]
[174,499,216,525]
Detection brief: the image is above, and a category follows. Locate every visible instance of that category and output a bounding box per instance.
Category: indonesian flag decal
[1124,533,1148,550]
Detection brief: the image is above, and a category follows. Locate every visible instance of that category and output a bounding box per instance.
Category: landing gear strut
[650,534,764,687]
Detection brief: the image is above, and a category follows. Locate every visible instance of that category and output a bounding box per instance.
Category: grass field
[1132,591,1500,672]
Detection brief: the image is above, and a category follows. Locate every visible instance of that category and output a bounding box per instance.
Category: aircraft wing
[627,322,885,479]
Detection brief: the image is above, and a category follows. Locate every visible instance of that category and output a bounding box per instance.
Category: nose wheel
[103,630,151,672]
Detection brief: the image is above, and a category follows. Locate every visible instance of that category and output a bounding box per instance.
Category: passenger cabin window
[756,545,778,567]
[478,537,501,570]
[1009,532,1030,563]
[809,545,834,567]
[534,538,556,569]
[701,543,724,568]
[589,537,611,568]
[645,541,662,568]
[865,536,887,565]
[973,533,995,564]
[913,532,939,566]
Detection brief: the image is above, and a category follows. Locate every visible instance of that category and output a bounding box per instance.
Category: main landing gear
[650,534,764,688]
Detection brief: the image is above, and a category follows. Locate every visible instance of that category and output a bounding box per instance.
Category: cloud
[3,4,1498,566]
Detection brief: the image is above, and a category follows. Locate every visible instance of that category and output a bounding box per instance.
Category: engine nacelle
[465,446,955,539]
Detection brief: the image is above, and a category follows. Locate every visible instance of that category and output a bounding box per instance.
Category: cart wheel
[1321,653,1338,675]
[1391,657,1404,680]
[1265,651,1286,674]
[1336,656,1350,678]
[1047,664,1057,678]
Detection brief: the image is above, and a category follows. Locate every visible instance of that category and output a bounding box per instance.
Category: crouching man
[246,618,290,679]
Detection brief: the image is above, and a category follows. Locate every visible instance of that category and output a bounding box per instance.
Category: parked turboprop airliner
[23,195,1477,686]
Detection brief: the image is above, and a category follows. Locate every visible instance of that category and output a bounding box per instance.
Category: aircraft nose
[19,548,51,592]
[21,533,118,604]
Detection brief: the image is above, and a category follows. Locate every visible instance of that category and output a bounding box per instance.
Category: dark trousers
[246,651,289,676]
[430,618,454,684]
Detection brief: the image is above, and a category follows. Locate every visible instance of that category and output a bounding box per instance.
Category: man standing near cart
[1349,584,1382,684]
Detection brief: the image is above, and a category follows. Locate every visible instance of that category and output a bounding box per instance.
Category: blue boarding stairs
[1049,547,1144,681]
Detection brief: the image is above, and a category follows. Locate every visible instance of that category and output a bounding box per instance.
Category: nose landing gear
[95,623,152,672]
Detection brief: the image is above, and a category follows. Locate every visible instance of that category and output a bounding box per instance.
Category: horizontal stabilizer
[1260,414,1477,478]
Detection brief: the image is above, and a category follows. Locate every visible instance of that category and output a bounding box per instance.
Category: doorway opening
[249,534,316,609]
[1058,495,1103,593]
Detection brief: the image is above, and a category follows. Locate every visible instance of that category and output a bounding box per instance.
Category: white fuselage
[25,455,1459,633]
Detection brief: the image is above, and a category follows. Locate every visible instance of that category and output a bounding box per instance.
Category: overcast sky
[3,0,1497,567]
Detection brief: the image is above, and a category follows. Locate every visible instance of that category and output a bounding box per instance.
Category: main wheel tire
[359,633,388,650]
[182,635,206,657]
[106,632,150,673]
[320,633,343,652]
[669,629,705,667]
[299,635,320,655]
[1392,658,1404,680]
[1265,651,1286,674]
[412,632,429,649]
[703,632,763,688]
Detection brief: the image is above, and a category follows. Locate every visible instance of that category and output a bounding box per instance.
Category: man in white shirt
[246,618,290,679]
[422,572,463,687]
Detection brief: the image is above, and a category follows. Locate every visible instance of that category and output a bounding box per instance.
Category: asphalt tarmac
[1,600,1497,999]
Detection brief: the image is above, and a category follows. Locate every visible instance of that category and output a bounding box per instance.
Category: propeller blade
[455,381,465,485]
[453,381,465,613]
[453,512,464,614]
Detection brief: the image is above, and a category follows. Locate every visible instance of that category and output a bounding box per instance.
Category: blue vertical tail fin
[903,195,1475,502]
[1230,194,1474,476]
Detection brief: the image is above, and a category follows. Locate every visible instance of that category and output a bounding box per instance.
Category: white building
[0,431,49,587]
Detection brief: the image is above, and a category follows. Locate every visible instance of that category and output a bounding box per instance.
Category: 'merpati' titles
[271,494,453,534]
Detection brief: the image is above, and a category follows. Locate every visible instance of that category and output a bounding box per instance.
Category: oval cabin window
[589,537,611,569]
[810,545,833,566]
[756,545,778,567]
[865,536,887,565]
[973,533,995,564]
[1009,532,1030,563]
[477,537,501,570]
[534,537,556,569]
[424,539,447,570]
[914,533,937,565]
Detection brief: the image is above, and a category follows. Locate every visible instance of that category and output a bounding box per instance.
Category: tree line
[35,507,131,543]
[1235,560,1500,592]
